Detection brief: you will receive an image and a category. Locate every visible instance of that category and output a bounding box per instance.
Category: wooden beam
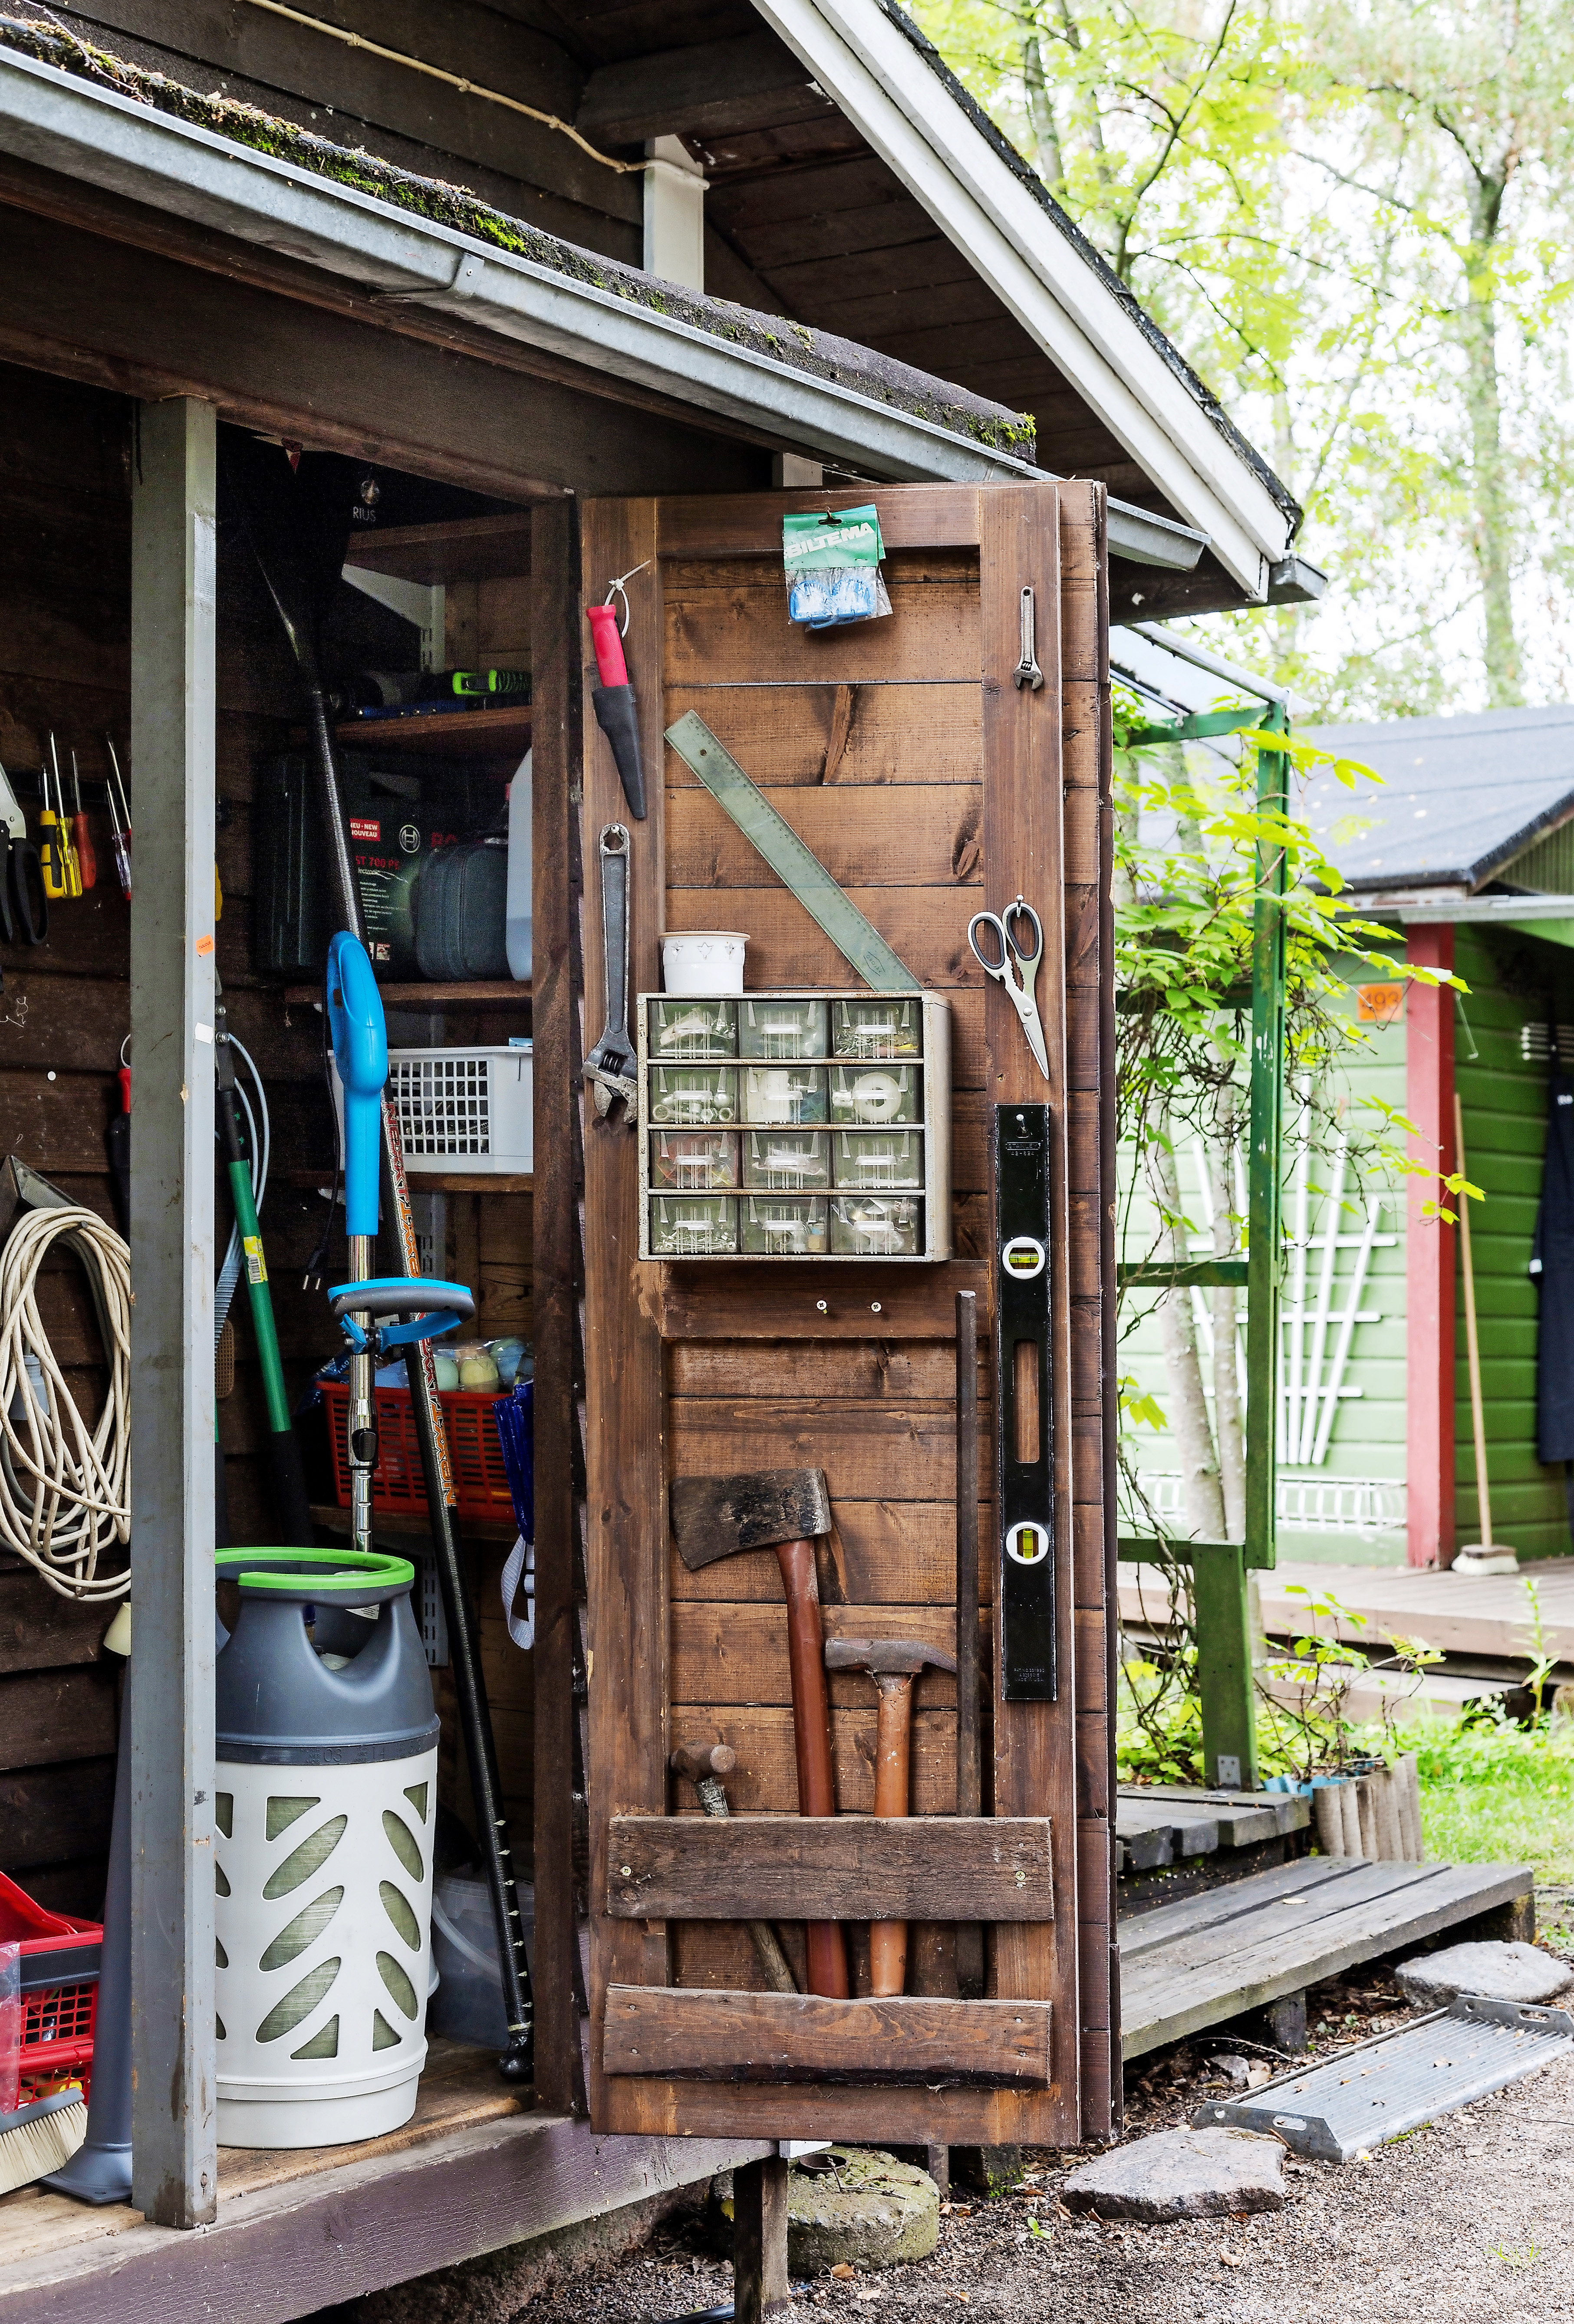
[128,394,218,2229]
[602,1985,1054,2084]
[0,193,769,506]
[576,33,818,146]
[605,1814,1054,1921]
[531,499,585,2116]
[732,2153,791,2324]
[1406,925,1456,1568]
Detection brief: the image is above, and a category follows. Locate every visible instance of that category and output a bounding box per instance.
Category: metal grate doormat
[1193,1995,1574,2161]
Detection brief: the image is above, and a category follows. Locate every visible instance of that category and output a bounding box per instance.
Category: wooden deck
[1120,1854,1533,2060]
[1121,1556,1574,1668]
[0,2044,769,2324]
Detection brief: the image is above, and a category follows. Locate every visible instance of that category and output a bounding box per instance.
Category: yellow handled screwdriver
[40,735,66,900]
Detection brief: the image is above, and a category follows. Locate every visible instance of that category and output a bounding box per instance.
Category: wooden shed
[0,3,1313,2312]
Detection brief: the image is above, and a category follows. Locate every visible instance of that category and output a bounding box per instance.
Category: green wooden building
[1122,703,1574,1571]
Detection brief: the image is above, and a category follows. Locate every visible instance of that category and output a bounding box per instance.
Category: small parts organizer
[636,991,952,1261]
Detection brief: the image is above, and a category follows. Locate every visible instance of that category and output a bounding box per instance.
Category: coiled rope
[0,1206,131,1601]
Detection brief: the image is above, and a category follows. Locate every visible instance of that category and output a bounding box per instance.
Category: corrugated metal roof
[1304,705,1574,891]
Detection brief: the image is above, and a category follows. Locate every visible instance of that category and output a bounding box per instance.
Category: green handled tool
[214,989,315,1547]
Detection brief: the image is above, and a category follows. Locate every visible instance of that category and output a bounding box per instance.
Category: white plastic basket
[388,1047,533,1175]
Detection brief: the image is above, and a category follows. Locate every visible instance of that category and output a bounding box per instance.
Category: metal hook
[603,560,651,637]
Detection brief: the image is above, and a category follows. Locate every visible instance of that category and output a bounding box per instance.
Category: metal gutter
[752,0,1292,596]
[0,46,1207,562]
[1340,894,1574,927]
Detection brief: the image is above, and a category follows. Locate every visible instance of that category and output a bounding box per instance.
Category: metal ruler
[663,711,921,993]
[996,1102,1055,1700]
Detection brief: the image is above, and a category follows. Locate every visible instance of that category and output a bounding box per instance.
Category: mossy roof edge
[0,13,1037,461]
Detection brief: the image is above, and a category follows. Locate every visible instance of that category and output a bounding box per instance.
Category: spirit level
[995,1102,1055,1700]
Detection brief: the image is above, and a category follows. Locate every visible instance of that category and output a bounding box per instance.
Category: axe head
[670,1469,832,1570]
[825,1636,958,1678]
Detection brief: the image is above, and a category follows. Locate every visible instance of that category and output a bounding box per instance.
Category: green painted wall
[1453,926,1574,1560]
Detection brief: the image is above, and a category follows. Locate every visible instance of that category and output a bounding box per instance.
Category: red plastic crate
[0,1870,101,2104]
[322,1382,514,1525]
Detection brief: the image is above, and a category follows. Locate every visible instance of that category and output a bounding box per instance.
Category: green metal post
[1197,704,1288,1788]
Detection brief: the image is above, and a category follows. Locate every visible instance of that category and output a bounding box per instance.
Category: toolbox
[635,990,952,1261]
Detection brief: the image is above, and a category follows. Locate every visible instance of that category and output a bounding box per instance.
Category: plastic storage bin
[430,1871,534,2049]
[214,1547,439,2148]
[389,1048,532,1175]
[0,1872,101,2105]
[322,1383,515,1523]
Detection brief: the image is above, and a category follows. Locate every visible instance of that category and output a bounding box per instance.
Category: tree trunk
[1459,166,1522,705]
[1149,1117,1226,1542]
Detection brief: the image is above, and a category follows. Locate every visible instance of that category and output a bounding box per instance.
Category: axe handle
[776,1536,850,1999]
[870,1673,917,1998]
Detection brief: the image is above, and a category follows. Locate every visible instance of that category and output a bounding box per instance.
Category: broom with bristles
[0,2088,87,2193]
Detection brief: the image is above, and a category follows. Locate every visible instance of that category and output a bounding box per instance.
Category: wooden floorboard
[0,2043,771,2324]
[1120,1856,1533,2059]
[1121,1558,1574,1669]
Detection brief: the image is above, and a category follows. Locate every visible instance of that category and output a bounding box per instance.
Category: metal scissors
[968,895,1049,1080]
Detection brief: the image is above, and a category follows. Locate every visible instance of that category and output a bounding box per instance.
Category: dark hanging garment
[1533,1071,1574,1463]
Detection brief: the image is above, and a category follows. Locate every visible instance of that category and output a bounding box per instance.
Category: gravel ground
[510,1959,1574,2324]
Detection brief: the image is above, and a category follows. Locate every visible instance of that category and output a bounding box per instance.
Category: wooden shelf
[282,981,531,1008]
[311,1502,517,1546]
[343,513,531,585]
[286,1169,533,1194]
[322,704,531,762]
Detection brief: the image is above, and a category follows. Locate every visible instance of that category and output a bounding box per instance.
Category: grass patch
[1399,1717,1574,1886]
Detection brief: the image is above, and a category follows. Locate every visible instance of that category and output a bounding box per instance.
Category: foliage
[912,0,1574,713]
[1401,1710,1574,1888]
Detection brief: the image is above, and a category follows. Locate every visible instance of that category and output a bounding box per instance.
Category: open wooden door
[578,482,1115,2146]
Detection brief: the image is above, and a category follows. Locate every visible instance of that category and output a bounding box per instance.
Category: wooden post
[1406,925,1456,1568]
[733,2153,790,2323]
[128,394,218,2228]
[531,496,586,2114]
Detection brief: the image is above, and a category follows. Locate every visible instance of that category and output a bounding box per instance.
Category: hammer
[824,1636,957,1999]
[670,1468,849,1999]
[669,1742,797,1996]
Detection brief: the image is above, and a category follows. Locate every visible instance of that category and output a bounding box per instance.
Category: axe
[824,1636,956,1999]
[669,1468,849,1999]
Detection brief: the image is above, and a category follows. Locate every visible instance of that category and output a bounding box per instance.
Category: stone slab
[1060,2127,1287,2221]
[1396,1939,1574,2007]
[713,2147,939,2273]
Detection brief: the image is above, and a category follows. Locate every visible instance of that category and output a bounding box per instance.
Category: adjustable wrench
[583,823,638,1117]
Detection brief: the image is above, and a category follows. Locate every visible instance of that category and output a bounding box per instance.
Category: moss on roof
[0,13,1037,460]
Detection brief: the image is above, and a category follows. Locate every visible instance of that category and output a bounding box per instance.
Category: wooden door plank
[1057,484,1116,2140]
[670,1502,996,1609]
[656,1260,987,1340]
[581,497,670,2131]
[671,1601,975,1707]
[603,1985,1053,2086]
[669,1339,991,1403]
[656,488,984,559]
[606,1814,1054,1921]
[980,483,1077,2143]
[663,1705,958,1816]
[664,682,982,788]
[667,783,983,891]
[668,1396,973,1501]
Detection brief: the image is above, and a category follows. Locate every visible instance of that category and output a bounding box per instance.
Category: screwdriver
[69,753,97,891]
[105,735,131,898]
[53,742,81,900]
[40,736,66,900]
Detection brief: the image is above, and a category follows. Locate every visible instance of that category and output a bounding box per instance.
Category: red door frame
[1406,924,1455,1568]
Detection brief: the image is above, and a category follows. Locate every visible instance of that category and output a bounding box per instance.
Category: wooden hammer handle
[775,1535,850,1999]
[870,1673,917,1998]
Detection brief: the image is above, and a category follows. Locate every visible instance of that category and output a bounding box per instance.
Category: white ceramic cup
[662,931,748,996]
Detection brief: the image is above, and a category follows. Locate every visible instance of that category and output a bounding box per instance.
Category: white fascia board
[752,0,1291,596]
[0,46,1044,487]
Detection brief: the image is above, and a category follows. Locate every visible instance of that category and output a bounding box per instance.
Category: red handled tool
[69,754,97,891]
[586,564,647,820]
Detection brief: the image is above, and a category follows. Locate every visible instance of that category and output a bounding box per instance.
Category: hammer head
[824,1636,958,1678]
[670,1741,737,1785]
[670,1469,832,1571]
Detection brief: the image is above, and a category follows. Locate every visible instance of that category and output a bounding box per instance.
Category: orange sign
[1357,983,1403,1023]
